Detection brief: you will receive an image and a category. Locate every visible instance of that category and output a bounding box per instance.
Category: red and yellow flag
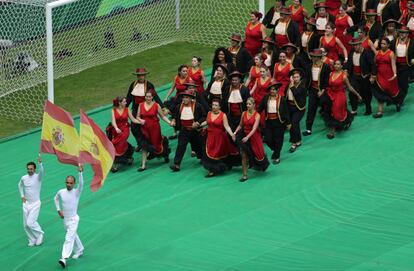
[79,110,115,192]
[40,100,79,166]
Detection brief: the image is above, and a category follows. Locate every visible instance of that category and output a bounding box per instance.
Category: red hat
[309,48,323,57]
[179,89,196,98]
[132,68,149,75]
[315,2,327,9]
[267,80,283,90]
[349,37,363,45]
[280,7,292,15]
[229,33,242,42]
[365,9,378,16]
[261,37,275,44]
[398,25,411,33]
[305,17,317,26]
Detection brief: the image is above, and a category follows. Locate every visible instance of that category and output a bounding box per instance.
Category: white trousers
[22,200,44,243]
[61,215,84,259]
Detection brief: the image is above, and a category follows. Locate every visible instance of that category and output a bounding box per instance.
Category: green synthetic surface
[1,84,414,270]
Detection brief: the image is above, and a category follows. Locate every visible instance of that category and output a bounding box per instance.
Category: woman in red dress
[289,0,309,33]
[110,96,142,172]
[245,53,264,91]
[234,97,269,182]
[250,65,272,106]
[357,26,377,53]
[322,60,362,139]
[201,100,239,177]
[335,4,354,53]
[188,56,207,94]
[320,22,348,62]
[372,38,402,118]
[273,51,293,96]
[136,91,173,171]
[244,11,267,57]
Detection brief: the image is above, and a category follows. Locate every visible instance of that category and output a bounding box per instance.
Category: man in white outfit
[18,155,45,247]
[54,164,84,268]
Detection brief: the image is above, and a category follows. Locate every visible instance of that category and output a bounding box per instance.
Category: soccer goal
[0,0,264,124]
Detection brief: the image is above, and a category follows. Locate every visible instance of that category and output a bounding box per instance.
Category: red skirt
[112,124,130,156]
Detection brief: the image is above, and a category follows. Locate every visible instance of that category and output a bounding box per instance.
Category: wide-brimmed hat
[382,19,400,29]
[309,48,323,57]
[215,63,229,74]
[229,33,242,42]
[398,25,411,33]
[315,2,327,9]
[228,71,244,79]
[365,9,378,16]
[349,37,363,45]
[132,68,149,75]
[184,78,198,88]
[267,80,283,90]
[288,68,304,78]
[261,37,275,44]
[281,43,298,52]
[280,7,292,15]
[179,89,196,98]
[305,17,317,26]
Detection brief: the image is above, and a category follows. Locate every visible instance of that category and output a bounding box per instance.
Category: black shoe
[289,145,297,153]
[191,151,196,157]
[272,158,280,165]
[351,111,358,116]
[170,165,180,172]
[372,112,383,119]
[396,104,401,112]
[110,165,118,173]
[302,130,312,136]
[135,146,142,152]
[327,132,335,139]
[364,110,372,116]
[239,176,248,182]
[205,172,215,178]
[168,134,177,140]
[137,167,146,172]
[164,156,170,163]
[58,258,66,268]
[127,157,134,165]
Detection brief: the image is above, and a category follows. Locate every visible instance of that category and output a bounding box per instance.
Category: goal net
[0,0,260,124]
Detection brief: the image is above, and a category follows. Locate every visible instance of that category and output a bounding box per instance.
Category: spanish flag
[40,100,79,166]
[79,110,115,192]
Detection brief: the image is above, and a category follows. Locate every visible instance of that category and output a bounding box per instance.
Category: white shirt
[353,52,361,66]
[18,163,44,203]
[228,89,243,103]
[271,11,280,25]
[210,81,222,95]
[377,2,386,15]
[407,17,414,30]
[54,172,83,219]
[312,66,321,81]
[264,53,272,67]
[396,43,407,57]
[131,83,145,96]
[268,99,278,113]
[301,32,310,47]
[275,21,287,35]
[316,17,327,31]
[386,35,394,42]
[287,87,294,101]
[180,106,194,120]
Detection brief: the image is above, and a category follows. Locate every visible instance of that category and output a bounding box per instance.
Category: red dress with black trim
[289,5,305,33]
[245,22,263,57]
[327,71,348,122]
[139,103,164,154]
[112,108,130,156]
[174,75,189,98]
[242,111,265,162]
[320,35,340,61]
[188,68,205,94]
[361,38,371,52]
[247,66,260,90]
[335,14,352,53]
[273,62,292,96]
[375,49,399,97]
[252,77,272,106]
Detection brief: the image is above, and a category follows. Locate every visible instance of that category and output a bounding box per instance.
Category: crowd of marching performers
[107,0,414,181]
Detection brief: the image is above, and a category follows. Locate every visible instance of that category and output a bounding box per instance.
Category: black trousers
[288,105,305,143]
[349,74,372,113]
[173,129,203,166]
[227,113,242,131]
[305,87,323,131]
[397,64,410,102]
[263,119,285,160]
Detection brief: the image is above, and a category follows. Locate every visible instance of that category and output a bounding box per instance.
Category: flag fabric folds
[40,100,79,166]
[79,110,115,192]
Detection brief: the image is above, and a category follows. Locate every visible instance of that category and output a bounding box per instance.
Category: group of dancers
[109,0,414,181]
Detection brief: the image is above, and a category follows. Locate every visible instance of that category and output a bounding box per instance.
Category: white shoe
[28,241,35,247]
[35,234,44,246]
[58,258,66,268]
[72,251,83,259]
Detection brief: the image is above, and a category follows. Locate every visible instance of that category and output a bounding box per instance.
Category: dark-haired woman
[136,91,173,171]
[244,11,267,57]
[258,81,290,164]
[250,65,272,106]
[289,0,309,33]
[189,56,207,95]
[372,38,402,118]
[261,37,278,74]
[234,97,269,182]
[201,100,239,177]
[110,96,142,172]
[320,22,348,62]
[205,64,230,106]
[245,53,265,91]
[335,4,354,53]
[273,51,293,96]
[323,60,362,139]
[211,47,235,81]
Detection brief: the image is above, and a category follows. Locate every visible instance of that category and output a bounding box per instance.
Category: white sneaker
[28,241,35,247]
[72,251,83,259]
[35,234,44,246]
[58,258,66,268]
